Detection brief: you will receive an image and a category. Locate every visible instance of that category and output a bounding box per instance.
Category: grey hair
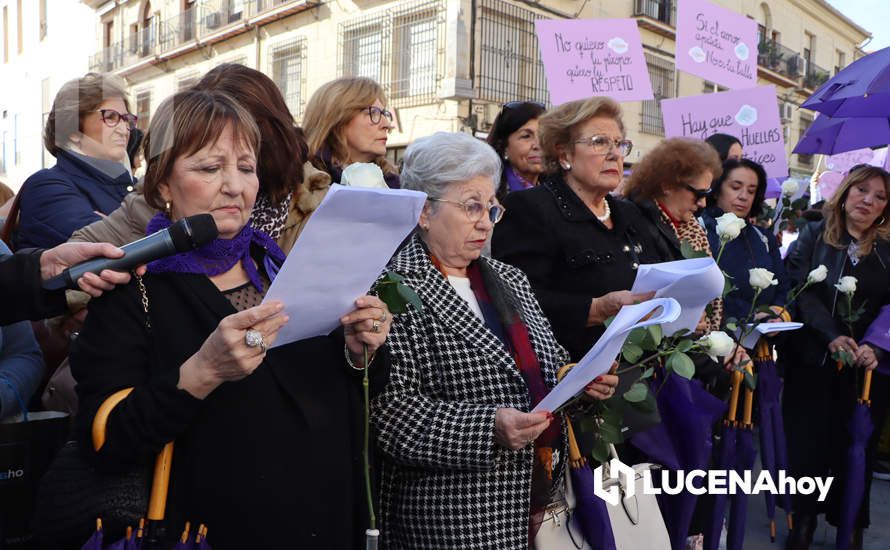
[400,131,502,200]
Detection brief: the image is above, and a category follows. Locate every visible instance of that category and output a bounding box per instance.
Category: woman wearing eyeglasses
[302,76,400,190]
[487,101,546,200]
[372,132,618,548]
[14,73,138,249]
[491,96,656,363]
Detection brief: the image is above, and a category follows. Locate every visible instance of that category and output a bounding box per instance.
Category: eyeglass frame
[427,197,506,224]
[682,183,712,200]
[94,109,138,130]
[365,106,394,125]
[572,134,633,156]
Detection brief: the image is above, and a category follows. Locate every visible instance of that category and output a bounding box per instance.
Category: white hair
[400,132,501,200]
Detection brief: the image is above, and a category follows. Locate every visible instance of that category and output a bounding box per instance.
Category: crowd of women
[0,66,888,550]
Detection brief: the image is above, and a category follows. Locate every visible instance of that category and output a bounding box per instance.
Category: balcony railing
[88,0,313,73]
[803,63,831,90]
[633,0,676,27]
[757,39,802,82]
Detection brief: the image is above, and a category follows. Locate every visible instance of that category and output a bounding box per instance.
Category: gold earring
[165,201,172,217]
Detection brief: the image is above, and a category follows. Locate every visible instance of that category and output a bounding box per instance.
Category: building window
[342,22,384,82]
[340,1,445,106]
[176,72,200,91]
[136,90,152,132]
[391,7,438,100]
[798,114,813,166]
[835,50,846,74]
[633,0,676,26]
[39,0,47,40]
[270,39,306,119]
[476,0,549,105]
[642,52,675,136]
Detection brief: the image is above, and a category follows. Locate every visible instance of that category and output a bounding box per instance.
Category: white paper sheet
[630,257,724,335]
[533,298,681,413]
[738,321,803,349]
[264,184,427,346]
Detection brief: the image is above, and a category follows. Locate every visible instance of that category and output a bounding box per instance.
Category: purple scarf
[505,165,535,193]
[145,213,286,292]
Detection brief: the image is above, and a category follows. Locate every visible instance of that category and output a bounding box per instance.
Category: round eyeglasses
[427,198,505,224]
[366,106,394,125]
[94,109,138,130]
[573,135,633,156]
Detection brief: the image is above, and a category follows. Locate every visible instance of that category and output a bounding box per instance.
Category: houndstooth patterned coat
[373,236,572,549]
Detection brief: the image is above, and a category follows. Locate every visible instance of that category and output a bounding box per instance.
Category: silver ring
[379,310,388,323]
[372,320,381,333]
[245,329,265,351]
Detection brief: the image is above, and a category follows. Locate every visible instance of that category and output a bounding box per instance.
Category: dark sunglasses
[503,100,546,110]
[683,183,712,200]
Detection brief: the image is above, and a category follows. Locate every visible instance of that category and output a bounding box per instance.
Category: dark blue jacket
[700,206,790,322]
[15,149,134,249]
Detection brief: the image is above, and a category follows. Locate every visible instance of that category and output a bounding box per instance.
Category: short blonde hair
[823,166,890,257]
[44,72,131,156]
[538,97,624,171]
[141,90,261,210]
[303,77,393,172]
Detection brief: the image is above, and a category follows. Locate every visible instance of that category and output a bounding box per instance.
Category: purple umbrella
[631,368,727,550]
[703,371,743,550]
[801,46,890,117]
[195,524,211,550]
[792,115,890,155]
[727,425,757,550]
[835,370,875,550]
[753,342,793,541]
[566,424,617,550]
[862,304,890,376]
[81,519,104,550]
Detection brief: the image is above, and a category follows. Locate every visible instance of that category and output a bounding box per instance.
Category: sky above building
[827,0,890,51]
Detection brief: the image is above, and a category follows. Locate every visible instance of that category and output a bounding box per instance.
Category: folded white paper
[630,257,724,335]
[264,184,427,346]
[739,321,803,349]
[533,298,681,413]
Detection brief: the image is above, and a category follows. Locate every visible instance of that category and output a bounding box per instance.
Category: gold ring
[372,320,381,333]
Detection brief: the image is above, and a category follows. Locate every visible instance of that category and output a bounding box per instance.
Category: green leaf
[597,419,622,444]
[672,328,691,337]
[744,371,757,391]
[623,382,649,403]
[591,438,611,463]
[666,351,695,379]
[647,324,663,347]
[639,366,655,380]
[681,240,708,259]
[725,322,738,332]
[631,392,657,413]
[622,343,644,364]
[373,271,422,314]
[625,327,648,348]
[396,284,423,311]
[723,277,737,297]
[676,339,694,353]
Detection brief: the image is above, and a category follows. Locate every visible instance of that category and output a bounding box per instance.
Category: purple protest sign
[676,0,758,89]
[661,85,789,178]
[535,18,653,105]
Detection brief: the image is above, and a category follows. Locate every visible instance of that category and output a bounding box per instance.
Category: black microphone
[42,214,219,291]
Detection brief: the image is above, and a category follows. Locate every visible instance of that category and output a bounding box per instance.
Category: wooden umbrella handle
[727,370,744,424]
[861,370,874,405]
[91,386,175,521]
[742,363,754,427]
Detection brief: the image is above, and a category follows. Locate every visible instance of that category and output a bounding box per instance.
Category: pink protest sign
[661,85,788,178]
[676,0,758,89]
[535,19,653,105]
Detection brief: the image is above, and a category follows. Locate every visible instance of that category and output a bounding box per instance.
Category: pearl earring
[561,162,572,171]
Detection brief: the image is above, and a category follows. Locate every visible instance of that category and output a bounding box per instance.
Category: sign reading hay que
[675,0,758,89]
[661,85,789,178]
[535,18,653,105]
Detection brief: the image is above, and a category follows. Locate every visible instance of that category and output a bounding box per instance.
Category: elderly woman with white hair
[372,132,618,548]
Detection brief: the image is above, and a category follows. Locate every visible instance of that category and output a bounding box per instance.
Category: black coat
[492,175,660,362]
[70,271,388,550]
[0,249,67,325]
[626,194,683,261]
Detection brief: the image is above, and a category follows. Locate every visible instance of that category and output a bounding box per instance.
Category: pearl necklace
[595,199,611,223]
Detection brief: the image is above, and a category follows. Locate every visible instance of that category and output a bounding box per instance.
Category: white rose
[807,265,828,284]
[834,276,858,296]
[715,212,746,242]
[781,179,800,198]
[340,162,388,189]
[697,331,736,362]
[749,268,778,290]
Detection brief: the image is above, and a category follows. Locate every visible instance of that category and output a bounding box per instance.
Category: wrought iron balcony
[803,63,831,90]
[757,39,803,82]
[633,0,676,27]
